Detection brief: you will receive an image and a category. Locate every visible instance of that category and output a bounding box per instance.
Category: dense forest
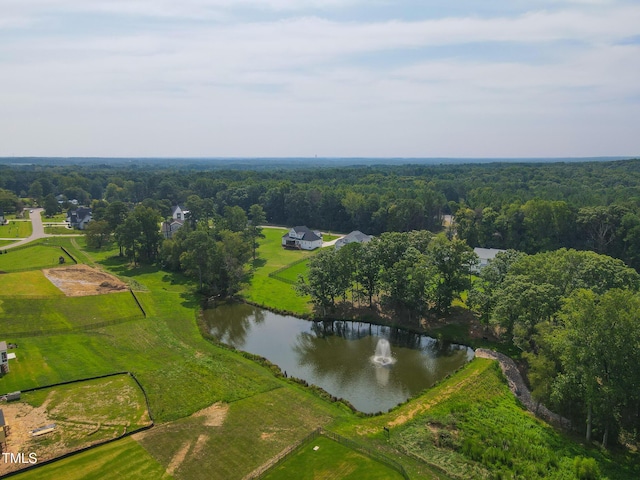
[3,158,640,266]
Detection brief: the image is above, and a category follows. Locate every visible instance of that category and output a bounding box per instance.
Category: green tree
[43,193,59,217]
[247,204,266,261]
[85,220,111,249]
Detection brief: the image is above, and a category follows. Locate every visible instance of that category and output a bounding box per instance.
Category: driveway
[1,208,80,250]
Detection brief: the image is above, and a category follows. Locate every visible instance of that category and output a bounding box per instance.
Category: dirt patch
[42,264,128,296]
[191,434,209,457]
[167,440,192,476]
[192,402,229,427]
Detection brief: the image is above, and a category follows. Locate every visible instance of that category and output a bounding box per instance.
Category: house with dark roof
[334,230,373,250]
[282,226,323,250]
[66,207,92,230]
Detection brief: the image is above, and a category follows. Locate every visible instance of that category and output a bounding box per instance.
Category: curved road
[1,208,80,250]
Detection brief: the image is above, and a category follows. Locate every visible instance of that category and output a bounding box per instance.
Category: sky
[1,0,639,158]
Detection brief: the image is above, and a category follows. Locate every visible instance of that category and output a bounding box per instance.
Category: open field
[262,435,406,480]
[243,228,314,313]
[0,220,32,238]
[0,374,151,476]
[0,245,72,272]
[11,437,172,480]
[0,270,65,297]
[0,292,143,337]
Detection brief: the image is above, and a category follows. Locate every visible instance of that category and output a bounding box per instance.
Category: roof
[335,230,372,249]
[0,341,6,351]
[283,226,322,242]
[473,247,506,261]
[171,205,188,215]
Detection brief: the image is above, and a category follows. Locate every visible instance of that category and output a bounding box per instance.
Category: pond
[203,303,474,414]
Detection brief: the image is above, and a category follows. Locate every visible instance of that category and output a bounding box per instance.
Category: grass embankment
[334,358,638,479]
[0,240,17,247]
[0,220,32,238]
[0,244,72,272]
[243,228,314,314]
[263,435,405,480]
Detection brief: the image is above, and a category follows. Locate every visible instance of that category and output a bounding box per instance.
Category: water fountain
[371,338,396,367]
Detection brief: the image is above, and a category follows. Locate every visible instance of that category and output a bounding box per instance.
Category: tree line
[296,231,477,318]
[468,248,640,448]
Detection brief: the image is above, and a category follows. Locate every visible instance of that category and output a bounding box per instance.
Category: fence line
[59,246,77,264]
[129,289,147,317]
[268,256,312,285]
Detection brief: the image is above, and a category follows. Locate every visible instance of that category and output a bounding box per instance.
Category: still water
[203,303,474,413]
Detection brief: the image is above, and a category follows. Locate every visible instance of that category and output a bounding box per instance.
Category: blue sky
[1,0,639,157]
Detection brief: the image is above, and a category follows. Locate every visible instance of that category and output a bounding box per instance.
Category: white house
[67,207,92,230]
[161,219,184,239]
[473,247,506,270]
[334,230,373,250]
[171,205,189,222]
[282,226,323,250]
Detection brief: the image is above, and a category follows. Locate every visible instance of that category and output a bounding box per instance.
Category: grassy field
[274,258,310,283]
[22,375,151,447]
[0,220,32,238]
[0,292,144,336]
[0,240,17,247]
[13,437,172,480]
[263,435,406,480]
[44,226,77,235]
[42,212,68,222]
[0,270,65,296]
[0,244,72,272]
[244,228,314,313]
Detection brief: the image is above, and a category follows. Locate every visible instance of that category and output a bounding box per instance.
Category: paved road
[2,208,55,250]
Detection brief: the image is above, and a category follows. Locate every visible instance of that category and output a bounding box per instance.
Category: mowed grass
[0,244,72,272]
[0,220,32,238]
[244,228,314,314]
[0,270,64,296]
[44,226,77,235]
[135,386,346,480]
[0,240,17,247]
[263,435,405,480]
[11,437,172,480]
[0,292,143,336]
[22,374,151,448]
[274,258,310,283]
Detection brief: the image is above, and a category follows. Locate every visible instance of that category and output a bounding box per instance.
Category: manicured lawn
[322,233,340,242]
[263,435,405,480]
[0,220,32,238]
[42,212,68,222]
[0,292,144,337]
[0,244,72,272]
[274,258,310,283]
[0,240,17,247]
[11,437,172,480]
[244,228,314,314]
[0,270,65,296]
[44,226,77,235]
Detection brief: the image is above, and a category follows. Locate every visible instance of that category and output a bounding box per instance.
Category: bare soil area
[42,264,127,296]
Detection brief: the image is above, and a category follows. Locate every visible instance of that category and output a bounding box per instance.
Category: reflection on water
[204,303,474,413]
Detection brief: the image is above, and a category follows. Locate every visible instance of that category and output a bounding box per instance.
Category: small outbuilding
[0,342,8,374]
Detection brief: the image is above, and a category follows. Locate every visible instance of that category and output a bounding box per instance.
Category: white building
[282,226,323,250]
[473,247,507,270]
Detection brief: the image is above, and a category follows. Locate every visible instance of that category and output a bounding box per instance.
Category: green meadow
[262,435,406,480]
[0,244,72,272]
[44,226,77,235]
[0,220,32,238]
